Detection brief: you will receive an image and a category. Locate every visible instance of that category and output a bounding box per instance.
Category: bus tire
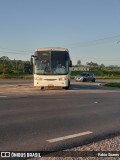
[64,80,70,90]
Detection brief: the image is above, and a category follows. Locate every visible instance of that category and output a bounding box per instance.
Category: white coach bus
[31,47,72,89]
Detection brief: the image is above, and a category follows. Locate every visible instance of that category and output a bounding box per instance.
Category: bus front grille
[44,79,57,81]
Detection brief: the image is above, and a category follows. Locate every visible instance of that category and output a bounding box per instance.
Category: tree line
[76,60,120,71]
[0,56,32,74]
[0,56,120,75]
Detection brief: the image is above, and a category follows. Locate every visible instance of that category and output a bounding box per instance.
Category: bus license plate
[48,84,54,87]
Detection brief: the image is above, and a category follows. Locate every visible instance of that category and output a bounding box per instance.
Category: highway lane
[0,79,33,85]
[0,82,120,152]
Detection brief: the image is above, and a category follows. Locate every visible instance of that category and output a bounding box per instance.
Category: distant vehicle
[75,72,96,82]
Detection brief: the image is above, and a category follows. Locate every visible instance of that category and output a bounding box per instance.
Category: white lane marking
[47,131,93,143]
[0,95,8,98]
[94,102,98,104]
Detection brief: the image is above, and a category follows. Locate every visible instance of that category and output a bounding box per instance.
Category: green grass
[104,83,120,88]
[71,76,120,79]
[95,76,120,79]
[1,69,120,79]
[0,73,33,79]
[71,70,120,77]
[1,74,120,79]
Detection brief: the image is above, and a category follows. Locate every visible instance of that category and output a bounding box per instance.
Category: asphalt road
[0,79,33,85]
[0,78,120,85]
[0,79,120,154]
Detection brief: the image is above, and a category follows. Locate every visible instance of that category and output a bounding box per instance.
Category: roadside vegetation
[73,61,120,79]
[0,56,120,79]
[71,70,120,79]
[0,56,32,78]
[104,83,120,88]
[0,73,32,79]
[1,70,120,79]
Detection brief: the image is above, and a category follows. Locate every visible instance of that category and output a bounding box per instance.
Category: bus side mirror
[69,60,72,67]
[30,57,33,64]
[30,55,38,64]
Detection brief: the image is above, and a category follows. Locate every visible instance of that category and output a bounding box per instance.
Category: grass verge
[104,83,120,88]
[0,74,33,79]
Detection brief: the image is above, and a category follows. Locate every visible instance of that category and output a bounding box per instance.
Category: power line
[0,50,32,55]
[117,41,120,44]
[1,35,120,51]
[0,34,120,56]
[63,34,120,48]
[0,45,33,53]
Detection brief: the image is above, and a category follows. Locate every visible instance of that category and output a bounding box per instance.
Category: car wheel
[92,78,95,82]
[83,78,86,82]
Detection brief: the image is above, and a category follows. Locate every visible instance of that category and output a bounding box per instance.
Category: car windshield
[81,73,87,76]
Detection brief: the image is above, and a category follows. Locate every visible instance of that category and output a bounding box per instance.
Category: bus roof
[35,47,69,52]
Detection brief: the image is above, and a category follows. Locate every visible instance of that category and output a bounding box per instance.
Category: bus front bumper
[34,76,69,87]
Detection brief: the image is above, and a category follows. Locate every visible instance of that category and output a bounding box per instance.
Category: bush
[71,70,120,78]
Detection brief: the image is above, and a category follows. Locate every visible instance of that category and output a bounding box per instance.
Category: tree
[86,61,98,67]
[0,56,10,61]
[0,56,13,73]
[0,56,33,74]
[76,60,81,66]
[99,63,105,70]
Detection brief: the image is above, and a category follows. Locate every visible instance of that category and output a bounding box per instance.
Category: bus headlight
[35,77,42,80]
[59,77,68,81]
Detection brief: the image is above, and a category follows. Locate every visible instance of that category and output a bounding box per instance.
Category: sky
[0,0,120,66]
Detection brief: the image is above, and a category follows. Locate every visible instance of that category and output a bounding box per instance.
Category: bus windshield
[34,51,69,75]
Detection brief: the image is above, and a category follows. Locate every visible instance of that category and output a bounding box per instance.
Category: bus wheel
[41,86,44,90]
[64,80,70,90]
